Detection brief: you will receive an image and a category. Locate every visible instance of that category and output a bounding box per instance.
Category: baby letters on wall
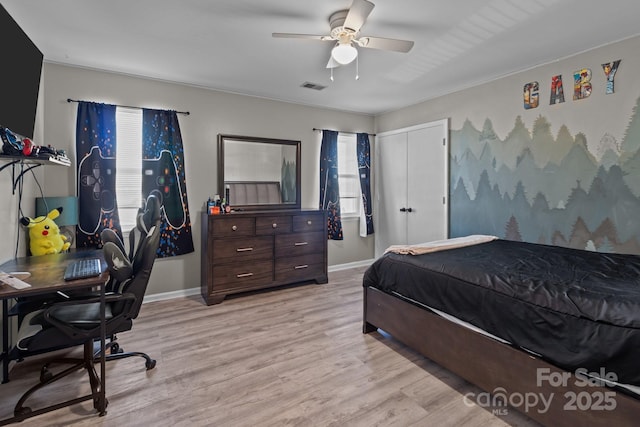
[523,60,621,109]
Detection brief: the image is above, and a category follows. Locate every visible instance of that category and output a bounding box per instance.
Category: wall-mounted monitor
[0,4,43,139]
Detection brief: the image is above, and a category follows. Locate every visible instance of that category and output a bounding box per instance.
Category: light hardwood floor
[0,267,540,426]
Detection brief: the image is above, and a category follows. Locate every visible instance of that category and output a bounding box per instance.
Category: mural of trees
[450,96,640,254]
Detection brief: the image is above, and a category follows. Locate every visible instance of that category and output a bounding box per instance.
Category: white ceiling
[4,0,640,115]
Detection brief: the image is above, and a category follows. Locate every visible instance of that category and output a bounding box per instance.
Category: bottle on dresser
[208,195,221,215]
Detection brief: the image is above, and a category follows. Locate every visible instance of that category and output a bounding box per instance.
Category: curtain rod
[313,128,375,136]
[66,98,190,115]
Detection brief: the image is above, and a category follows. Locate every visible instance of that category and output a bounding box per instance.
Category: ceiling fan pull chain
[355,55,359,80]
[330,67,334,82]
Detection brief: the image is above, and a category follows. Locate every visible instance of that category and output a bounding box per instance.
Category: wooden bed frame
[363,286,640,427]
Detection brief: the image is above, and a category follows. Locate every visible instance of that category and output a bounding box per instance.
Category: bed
[362,236,640,426]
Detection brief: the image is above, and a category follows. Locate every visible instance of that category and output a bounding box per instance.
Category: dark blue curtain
[357,132,374,236]
[142,108,194,257]
[75,102,122,248]
[319,130,343,240]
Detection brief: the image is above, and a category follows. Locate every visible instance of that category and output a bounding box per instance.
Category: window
[115,107,143,232]
[337,133,361,218]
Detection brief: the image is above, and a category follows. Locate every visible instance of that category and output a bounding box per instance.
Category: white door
[374,119,449,257]
[375,131,408,255]
[406,123,448,245]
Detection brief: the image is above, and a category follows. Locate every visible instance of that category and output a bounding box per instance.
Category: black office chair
[10,194,161,414]
[98,193,161,367]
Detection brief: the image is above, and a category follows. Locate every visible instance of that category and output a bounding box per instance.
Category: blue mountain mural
[450,96,640,254]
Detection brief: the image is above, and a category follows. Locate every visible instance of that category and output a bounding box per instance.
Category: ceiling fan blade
[343,0,375,33]
[326,56,340,69]
[272,33,332,41]
[357,36,414,52]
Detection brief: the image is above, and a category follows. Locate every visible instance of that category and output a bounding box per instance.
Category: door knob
[406,207,413,213]
[399,207,406,212]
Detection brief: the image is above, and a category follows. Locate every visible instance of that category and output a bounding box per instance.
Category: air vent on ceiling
[301,81,327,91]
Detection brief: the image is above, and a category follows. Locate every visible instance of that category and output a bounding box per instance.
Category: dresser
[201,210,328,305]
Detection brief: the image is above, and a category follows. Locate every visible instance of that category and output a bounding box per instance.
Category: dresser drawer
[212,260,273,291]
[275,231,325,257]
[293,213,324,232]
[202,210,328,305]
[275,254,325,282]
[212,217,255,237]
[212,236,273,265]
[256,215,292,235]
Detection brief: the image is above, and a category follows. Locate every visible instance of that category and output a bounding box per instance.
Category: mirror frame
[218,134,301,211]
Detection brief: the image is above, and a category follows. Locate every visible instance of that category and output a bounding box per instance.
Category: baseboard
[143,287,200,304]
[328,258,375,272]
[143,259,376,304]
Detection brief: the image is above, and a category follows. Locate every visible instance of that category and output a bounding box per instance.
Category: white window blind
[115,107,143,232]
[337,133,361,218]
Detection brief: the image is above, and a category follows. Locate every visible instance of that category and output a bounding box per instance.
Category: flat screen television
[0,4,43,140]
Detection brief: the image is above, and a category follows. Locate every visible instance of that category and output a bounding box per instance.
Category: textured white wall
[31,63,374,295]
[376,36,640,149]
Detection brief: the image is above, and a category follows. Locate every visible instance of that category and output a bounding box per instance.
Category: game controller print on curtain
[142,108,194,257]
[75,102,122,248]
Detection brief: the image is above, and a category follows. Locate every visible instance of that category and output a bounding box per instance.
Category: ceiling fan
[272,0,414,70]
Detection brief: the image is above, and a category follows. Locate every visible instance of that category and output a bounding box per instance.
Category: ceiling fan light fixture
[331,43,358,65]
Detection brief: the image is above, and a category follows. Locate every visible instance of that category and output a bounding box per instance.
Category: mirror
[218,134,301,210]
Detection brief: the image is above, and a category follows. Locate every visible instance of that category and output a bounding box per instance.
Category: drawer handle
[294,242,308,246]
[307,220,312,225]
[294,265,309,269]
[232,225,237,231]
[236,247,254,252]
[272,223,277,228]
[236,272,254,278]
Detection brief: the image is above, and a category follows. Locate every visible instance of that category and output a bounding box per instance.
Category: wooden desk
[0,250,108,424]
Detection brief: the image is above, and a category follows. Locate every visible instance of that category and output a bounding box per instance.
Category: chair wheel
[110,343,122,354]
[15,406,32,416]
[145,359,156,370]
[98,399,109,417]
[94,396,110,412]
[40,368,52,383]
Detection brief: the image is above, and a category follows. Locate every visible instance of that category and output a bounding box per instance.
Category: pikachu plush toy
[20,207,71,256]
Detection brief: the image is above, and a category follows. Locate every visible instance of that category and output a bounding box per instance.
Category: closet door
[406,123,448,245]
[375,132,408,255]
[374,119,448,257]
